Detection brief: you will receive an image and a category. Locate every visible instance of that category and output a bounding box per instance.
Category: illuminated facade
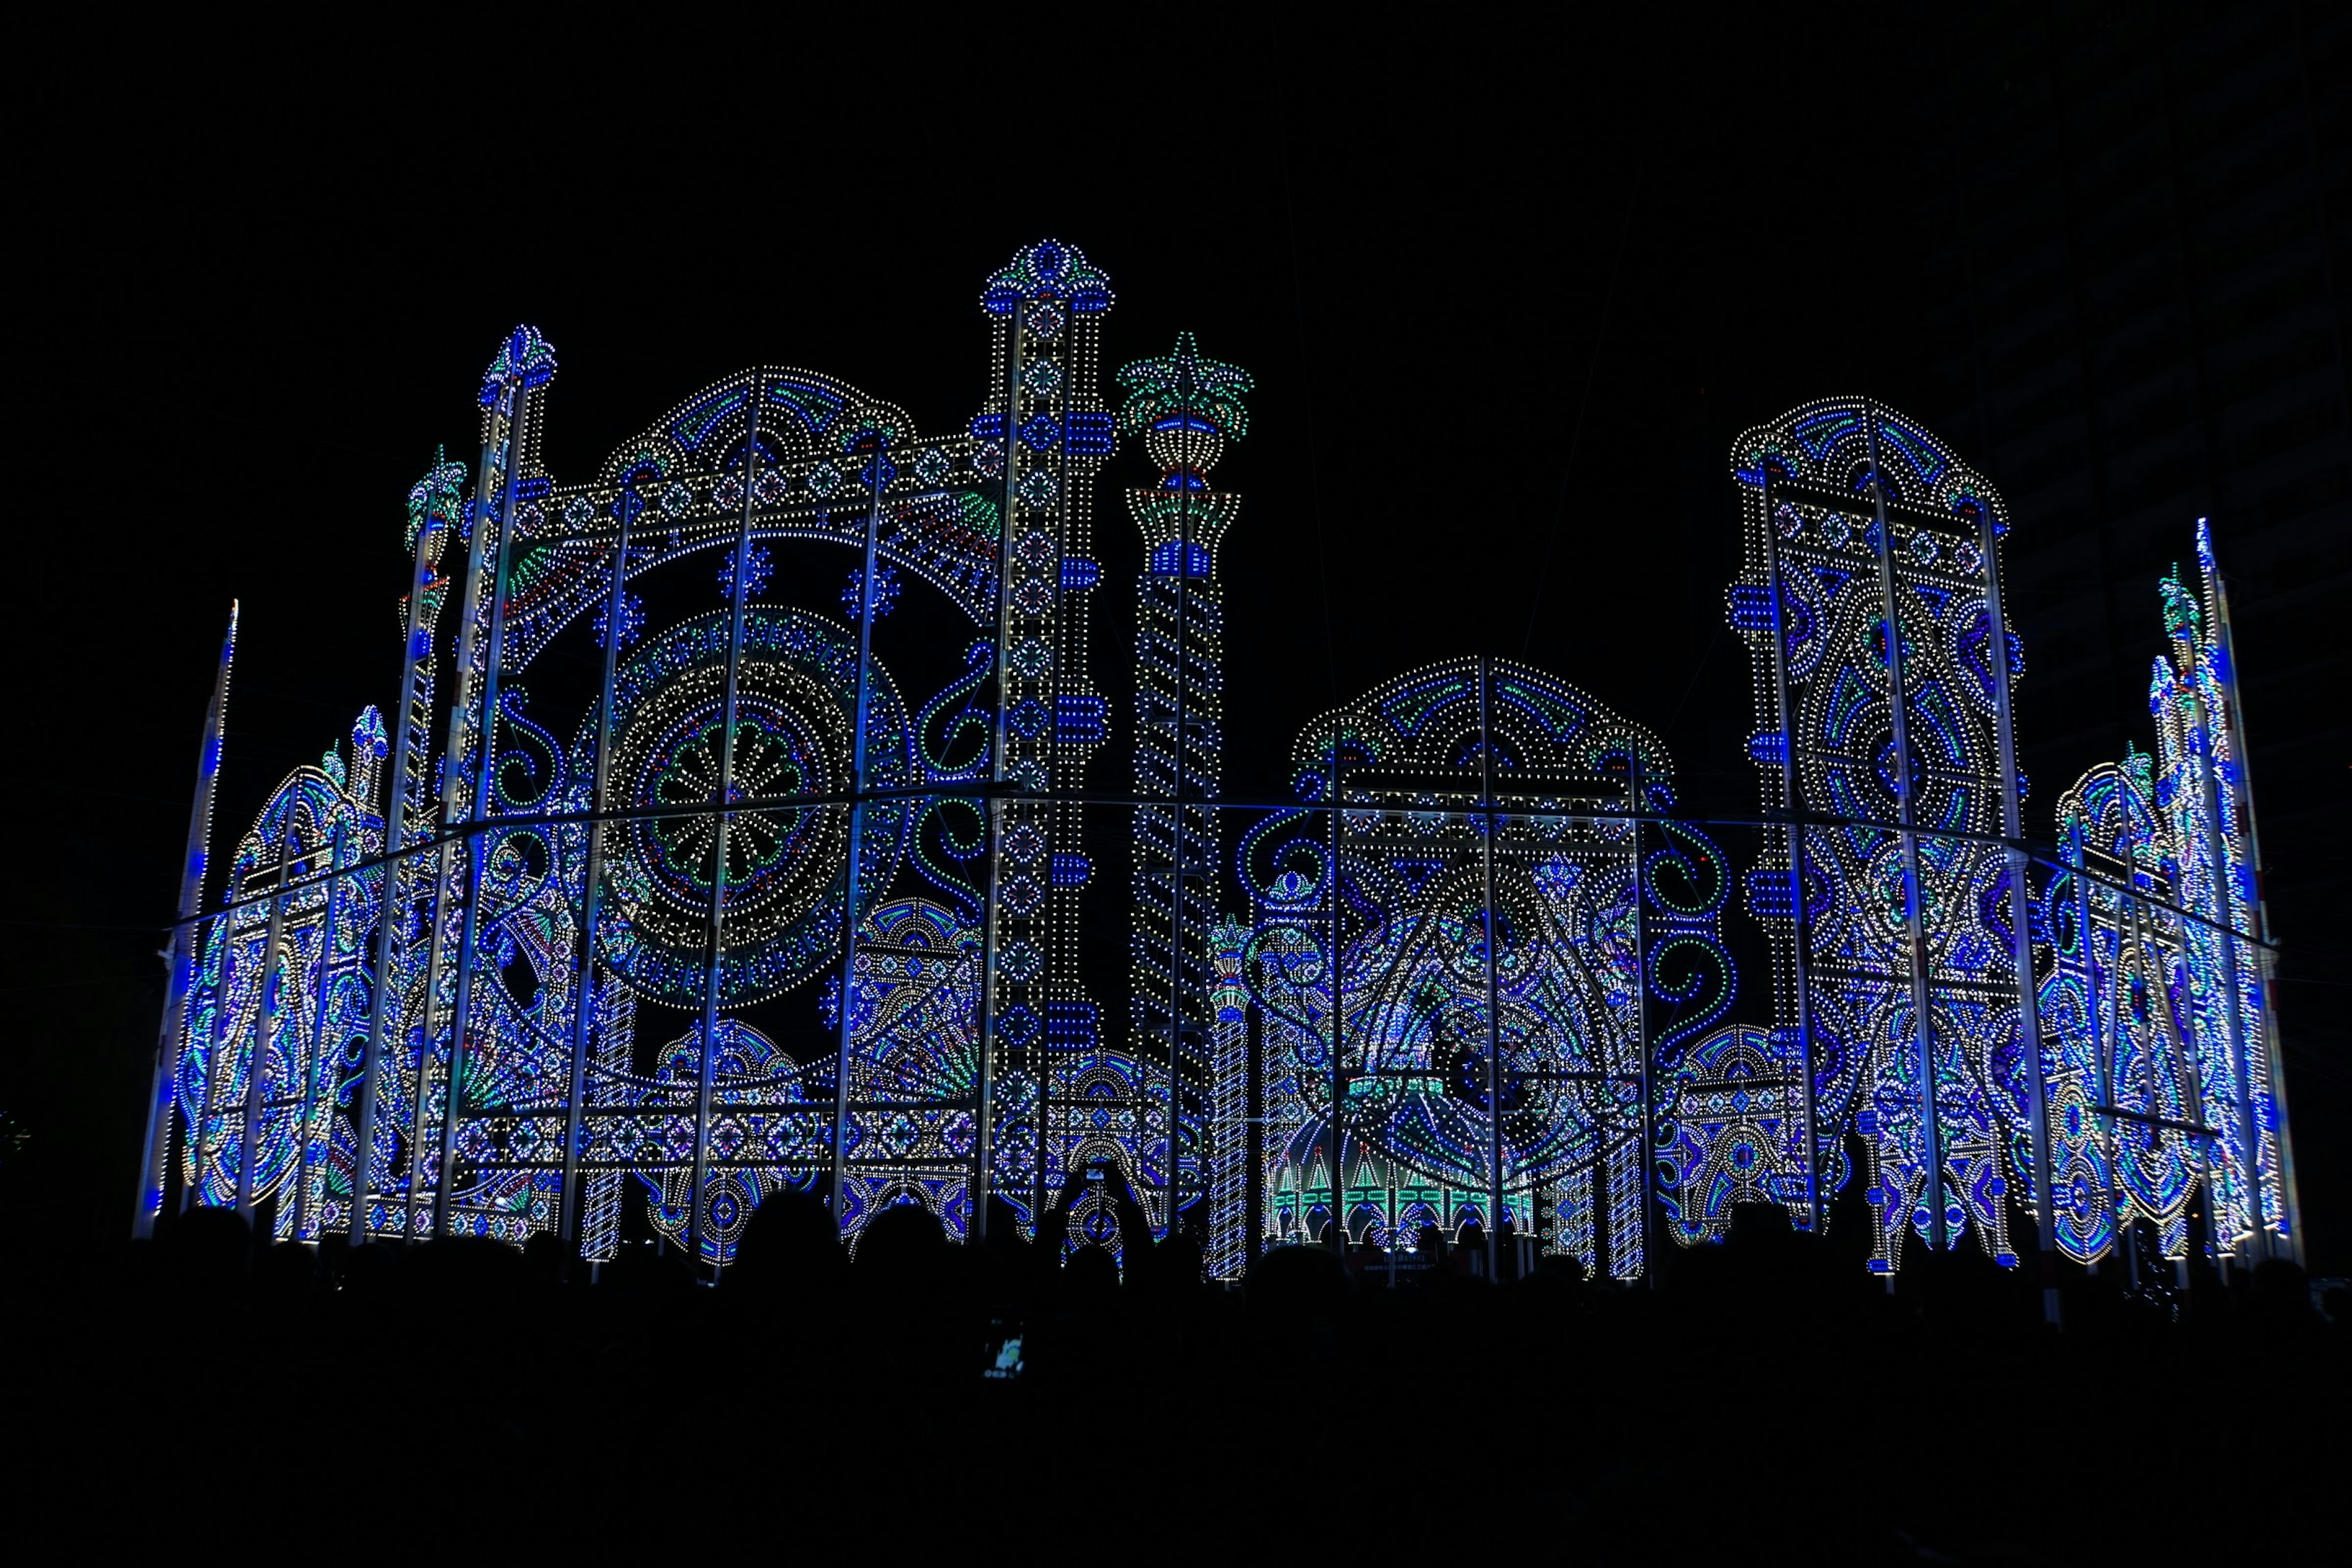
[2040,521,2297,1271]
[135,251,2301,1289]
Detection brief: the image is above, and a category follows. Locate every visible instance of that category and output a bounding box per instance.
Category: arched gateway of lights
[133,240,2304,1301]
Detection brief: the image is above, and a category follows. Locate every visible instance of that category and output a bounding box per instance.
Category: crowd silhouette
[10,1159,2342,1559]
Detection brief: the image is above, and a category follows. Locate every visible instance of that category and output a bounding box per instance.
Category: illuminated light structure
[2041,522,2299,1272]
[976,241,1120,1239]
[1727,398,2051,1284]
[135,254,2301,1288]
[176,709,387,1237]
[1234,660,1737,1281]
[1124,333,1250,1253]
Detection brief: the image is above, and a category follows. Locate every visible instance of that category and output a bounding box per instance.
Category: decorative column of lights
[973,241,1117,1239]
[437,330,553,1237]
[1120,333,1251,1241]
[134,601,235,1235]
[1329,718,1344,1256]
[558,445,637,1251]
[1754,459,1825,1232]
[1205,918,1252,1279]
[2169,545,2264,1261]
[1728,398,2032,1276]
[692,375,761,1267]
[350,458,461,1242]
[1624,748,1654,1283]
[2146,528,2288,1260]
[820,413,927,1238]
[407,326,554,1243]
[1478,657,1504,1280]
[2198,521,2302,1260]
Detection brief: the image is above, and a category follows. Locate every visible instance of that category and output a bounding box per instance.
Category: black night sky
[12,6,2348,1276]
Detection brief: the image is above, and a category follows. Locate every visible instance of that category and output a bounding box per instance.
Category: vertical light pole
[352,500,444,1243]
[1973,493,2059,1323]
[1629,750,1658,1285]
[237,815,300,1224]
[434,358,535,1236]
[1328,720,1346,1257]
[693,380,762,1267]
[2199,520,2301,1261]
[2068,818,2116,1267]
[294,819,349,1241]
[560,466,638,1250]
[1864,407,1944,1257]
[135,600,236,1237]
[1758,469,1823,1233]
[1478,657,1503,1281]
[407,371,522,1244]
[831,420,883,1233]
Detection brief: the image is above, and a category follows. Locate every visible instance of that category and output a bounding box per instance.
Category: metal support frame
[236,815,300,1223]
[350,516,438,1244]
[1477,657,1504,1280]
[828,412,883,1235]
[2203,524,2301,1261]
[1864,407,1945,1255]
[1164,383,1192,1245]
[404,387,517,1244]
[293,820,349,1240]
[2068,820,2120,1261]
[559,463,636,1248]
[1329,720,1346,1255]
[2185,670,2264,1262]
[1974,496,2059,1322]
[1629,750,1657,1284]
[693,377,763,1267]
[435,387,528,1234]
[1758,470,1823,1232]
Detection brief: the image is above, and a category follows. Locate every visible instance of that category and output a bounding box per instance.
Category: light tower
[1121,333,1251,1238]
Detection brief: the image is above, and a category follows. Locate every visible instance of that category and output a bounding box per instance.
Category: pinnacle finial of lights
[478,324,559,409]
[405,446,468,554]
[981,239,1114,317]
[1119,332,1254,489]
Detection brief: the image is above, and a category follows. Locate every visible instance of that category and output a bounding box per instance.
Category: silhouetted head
[160,1205,254,1297]
[1157,1233,1206,1292]
[1062,1242,1120,1305]
[983,1196,1028,1253]
[855,1201,948,1292]
[1247,1243,1348,1322]
[731,1189,842,1294]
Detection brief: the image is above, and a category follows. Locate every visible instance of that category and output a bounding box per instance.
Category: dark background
[12,7,2345,1268]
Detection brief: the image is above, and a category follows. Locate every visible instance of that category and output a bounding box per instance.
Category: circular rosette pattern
[594,606,914,1008]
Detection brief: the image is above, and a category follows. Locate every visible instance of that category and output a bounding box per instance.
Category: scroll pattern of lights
[595,606,914,1009]
[178,713,386,1235]
[1240,658,1733,1277]
[1729,397,2030,1275]
[831,897,984,1243]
